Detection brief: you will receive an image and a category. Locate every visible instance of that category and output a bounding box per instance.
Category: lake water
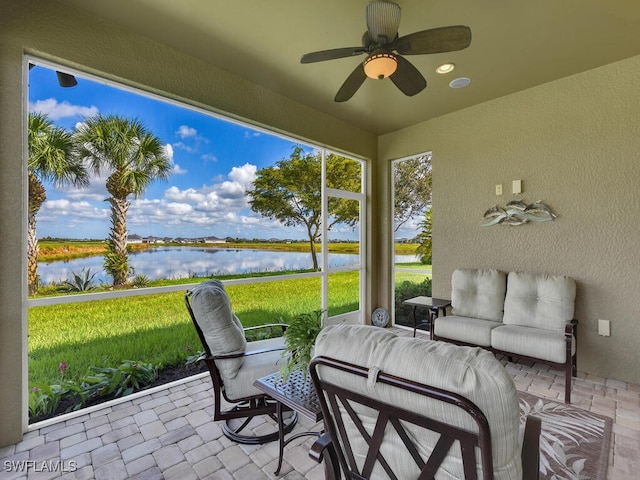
[38,246,418,285]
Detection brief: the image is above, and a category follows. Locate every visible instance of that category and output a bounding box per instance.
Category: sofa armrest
[564,319,578,338]
[429,301,451,338]
[522,415,541,480]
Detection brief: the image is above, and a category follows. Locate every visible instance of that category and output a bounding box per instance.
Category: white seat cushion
[434,315,502,347]
[314,324,522,480]
[223,337,287,401]
[503,272,576,332]
[452,268,507,321]
[491,325,575,364]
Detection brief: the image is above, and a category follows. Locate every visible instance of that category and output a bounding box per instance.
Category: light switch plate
[512,180,522,194]
[598,319,611,337]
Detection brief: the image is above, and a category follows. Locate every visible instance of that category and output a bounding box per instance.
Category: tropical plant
[247,147,360,270]
[279,309,324,380]
[415,209,432,264]
[81,360,158,399]
[74,115,171,286]
[27,113,89,295]
[131,273,151,288]
[63,268,99,292]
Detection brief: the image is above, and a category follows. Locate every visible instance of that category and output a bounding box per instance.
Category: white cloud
[201,153,218,163]
[29,98,99,120]
[175,125,198,139]
[173,125,208,153]
[228,163,257,186]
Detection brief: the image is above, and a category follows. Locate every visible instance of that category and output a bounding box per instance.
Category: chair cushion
[223,337,287,401]
[434,315,502,347]
[451,268,507,321]
[189,280,247,379]
[314,324,522,479]
[503,272,576,332]
[492,325,575,364]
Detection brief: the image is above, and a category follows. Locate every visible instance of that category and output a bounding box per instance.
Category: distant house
[142,236,164,244]
[204,236,226,244]
[127,234,143,244]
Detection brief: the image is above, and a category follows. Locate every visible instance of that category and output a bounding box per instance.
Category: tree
[415,209,432,264]
[28,113,88,295]
[74,114,170,286]
[393,153,432,232]
[247,147,360,270]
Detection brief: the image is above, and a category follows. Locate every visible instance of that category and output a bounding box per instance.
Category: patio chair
[185,280,296,444]
[309,324,541,480]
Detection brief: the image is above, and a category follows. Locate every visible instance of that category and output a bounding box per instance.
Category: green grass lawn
[28,272,361,387]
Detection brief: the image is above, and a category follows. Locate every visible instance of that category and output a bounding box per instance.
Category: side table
[254,370,323,475]
[402,296,451,337]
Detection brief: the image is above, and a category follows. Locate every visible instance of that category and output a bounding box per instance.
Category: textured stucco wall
[0,0,377,446]
[379,54,640,386]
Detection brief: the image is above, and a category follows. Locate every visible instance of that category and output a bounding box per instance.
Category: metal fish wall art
[481,200,557,227]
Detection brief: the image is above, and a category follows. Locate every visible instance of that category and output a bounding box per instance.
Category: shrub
[131,274,151,288]
[28,360,159,422]
[394,277,432,326]
[63,268,99,292]
[82,361,158,398]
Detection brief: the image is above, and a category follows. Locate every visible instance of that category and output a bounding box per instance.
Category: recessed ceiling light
[449,77,471,88]
[436,63,455,74]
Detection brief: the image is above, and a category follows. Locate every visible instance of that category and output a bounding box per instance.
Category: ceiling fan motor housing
[366,1,401,45]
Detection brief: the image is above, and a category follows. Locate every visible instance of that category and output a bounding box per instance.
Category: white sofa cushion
[189,280,247,380]
[492,325,575,364]
[314,324,522,479]
[434,315,503,347]
[503,272,576,332]
[451,268,507,322]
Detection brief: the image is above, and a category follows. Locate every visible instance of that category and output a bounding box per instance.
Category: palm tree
[28,113,89,295]
[74,114,170,286]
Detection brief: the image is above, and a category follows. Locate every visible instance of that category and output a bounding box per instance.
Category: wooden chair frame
[309,355,540,480]
[185,290,297,444]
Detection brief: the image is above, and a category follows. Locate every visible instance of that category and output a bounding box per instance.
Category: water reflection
[37,247,414,285]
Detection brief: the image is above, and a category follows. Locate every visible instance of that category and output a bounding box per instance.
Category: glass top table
[402,296,451,337]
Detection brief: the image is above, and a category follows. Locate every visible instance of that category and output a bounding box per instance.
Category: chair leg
[223,410,298,445]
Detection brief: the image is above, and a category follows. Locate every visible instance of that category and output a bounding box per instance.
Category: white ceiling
[60,0,640,135]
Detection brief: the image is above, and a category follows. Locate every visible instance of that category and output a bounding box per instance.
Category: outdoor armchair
[309,324,541,479]
[185,279,296,444]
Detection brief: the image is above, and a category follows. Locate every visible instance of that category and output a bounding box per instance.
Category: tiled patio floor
[1,327,639,479]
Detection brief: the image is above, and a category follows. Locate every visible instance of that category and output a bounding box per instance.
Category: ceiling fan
[300,1,471,102]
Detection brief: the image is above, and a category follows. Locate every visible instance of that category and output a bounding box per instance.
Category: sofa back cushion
[189,280,247,379]
[314,324,522,479]
[451,268,507,321]
[503,272,576,332]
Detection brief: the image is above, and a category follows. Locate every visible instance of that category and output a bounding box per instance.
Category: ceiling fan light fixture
[436,63,456,74]
[364,52,398,79]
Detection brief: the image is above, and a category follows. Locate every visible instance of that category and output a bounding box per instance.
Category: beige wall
[0,0,377,446]
[380,54,640,387]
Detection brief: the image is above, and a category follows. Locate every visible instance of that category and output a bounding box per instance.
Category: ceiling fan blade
[366,1,401,43]
[393,25,471,55]
[335,63,367,102]
[301,47,366,64]
[390,55,426,97]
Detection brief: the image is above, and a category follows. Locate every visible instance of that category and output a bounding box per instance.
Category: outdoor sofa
[431,268,578,403]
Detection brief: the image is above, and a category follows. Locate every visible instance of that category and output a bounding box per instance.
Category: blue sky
[29,64,317,240]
